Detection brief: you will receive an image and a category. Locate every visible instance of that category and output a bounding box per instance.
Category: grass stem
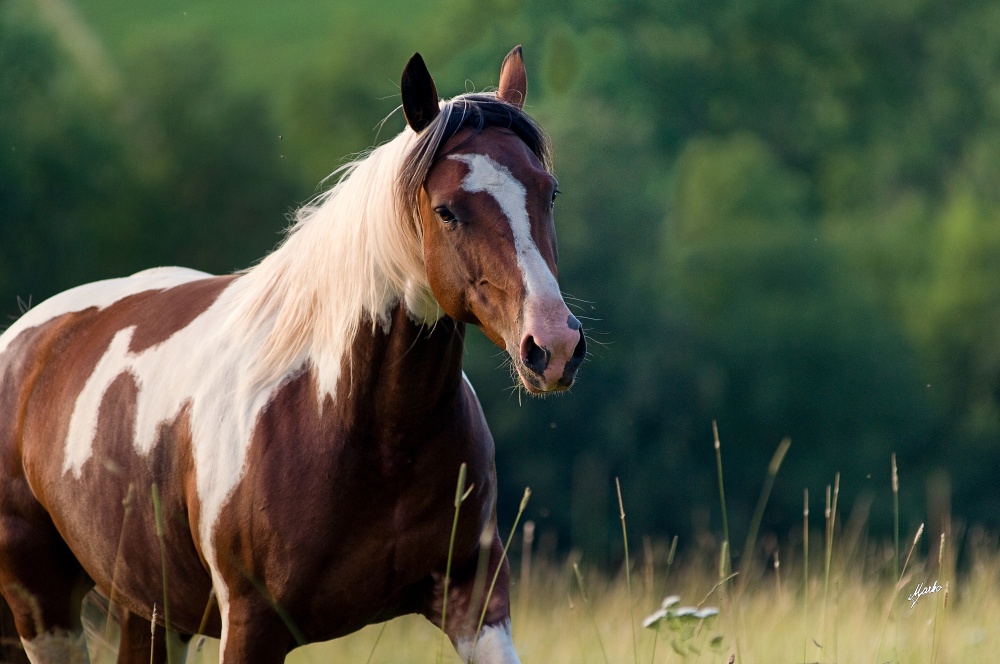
[470,488,531,663]
[891,454,900,659]
[573,563,610,664]
[439,462,468,664]
[892,454,899,583]
[737,437,791,594]
[615,478,638,664]
[364,622,389,664]
[649,535,677,664]
[150,484,175,664]
[874,523,924,664]
[712,422,731,580]
[930,532,946,664]
[803,487,809,664]
[822,473,840,652]
[103,484,135,660]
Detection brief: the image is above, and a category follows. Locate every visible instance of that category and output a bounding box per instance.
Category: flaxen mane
[227,92,552,394]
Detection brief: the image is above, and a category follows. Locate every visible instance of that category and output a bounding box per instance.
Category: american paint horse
[0,47,585,663]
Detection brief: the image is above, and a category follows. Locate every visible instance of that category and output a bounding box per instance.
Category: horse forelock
[396,93,552,224]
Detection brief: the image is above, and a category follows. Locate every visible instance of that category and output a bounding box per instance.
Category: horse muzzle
[514,313,586,393]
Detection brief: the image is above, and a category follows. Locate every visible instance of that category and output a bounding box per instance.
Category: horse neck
[224,131,442,396]
[344,305,466,421]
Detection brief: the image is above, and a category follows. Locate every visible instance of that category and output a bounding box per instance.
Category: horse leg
[0,507,92,663]
[217,597,292,664]
[0,542,90,664]
[0,594,30,663]
[430,531,521,664]
[82,598,190,664]
[115,607,166,664]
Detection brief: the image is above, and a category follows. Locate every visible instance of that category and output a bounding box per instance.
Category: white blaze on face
[450,153,563,313]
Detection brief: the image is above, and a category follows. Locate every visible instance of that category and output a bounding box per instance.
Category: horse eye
[551,188,560,207]
[434,205,457,223]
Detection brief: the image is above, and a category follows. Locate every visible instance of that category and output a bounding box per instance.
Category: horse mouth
[517,369,572,394]
[512,354,582,395]
[503,316,586,394]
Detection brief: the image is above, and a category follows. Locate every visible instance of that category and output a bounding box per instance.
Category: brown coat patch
[213,306,504,648]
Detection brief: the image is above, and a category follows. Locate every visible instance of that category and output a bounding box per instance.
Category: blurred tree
[0,1,131,312]
[0,4,306,321]
[120,39,305,273]
[5,0,1000,562]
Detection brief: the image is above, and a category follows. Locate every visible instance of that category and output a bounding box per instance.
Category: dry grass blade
[874,523,924,664]
[737,436,791,595]
[615,478,638,664]
[470,488,531,663]
[439,462,468,664]
[572,563,610,664]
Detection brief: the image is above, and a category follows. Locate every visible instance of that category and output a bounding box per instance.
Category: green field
[80,529,1000,663]
[291,551,1000,663]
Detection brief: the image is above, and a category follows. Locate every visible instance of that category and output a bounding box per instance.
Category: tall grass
[289,446,994,664]
[266,523,997,664]
[80,454,1000,664]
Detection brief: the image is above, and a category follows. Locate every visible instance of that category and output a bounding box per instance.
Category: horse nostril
[566,329,586,372]
[520,335,550,376]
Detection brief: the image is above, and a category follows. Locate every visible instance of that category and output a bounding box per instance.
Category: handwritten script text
[907,581,942,608]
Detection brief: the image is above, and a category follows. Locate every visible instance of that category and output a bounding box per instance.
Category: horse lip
[513,358,577,394]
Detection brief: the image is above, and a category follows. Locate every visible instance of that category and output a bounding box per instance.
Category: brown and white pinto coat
[0,48,584,663]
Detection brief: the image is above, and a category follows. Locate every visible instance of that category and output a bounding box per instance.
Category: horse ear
[401,53,440,133]
[498,45,527,109]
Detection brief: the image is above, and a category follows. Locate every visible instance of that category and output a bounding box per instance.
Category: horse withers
[0,47,584,663]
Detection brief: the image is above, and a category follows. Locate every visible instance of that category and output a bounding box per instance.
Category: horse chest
[203,368,495,622]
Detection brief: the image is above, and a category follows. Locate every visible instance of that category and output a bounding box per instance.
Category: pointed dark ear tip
[498,45,528,109]
[401,51,439,132]
[403,52,428,79]
[406,52,426,68]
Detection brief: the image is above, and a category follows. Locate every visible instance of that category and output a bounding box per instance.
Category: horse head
[400,47,586,394]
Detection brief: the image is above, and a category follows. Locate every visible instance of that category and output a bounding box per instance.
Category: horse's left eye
[551,188,560,208]
[434,206,457,223]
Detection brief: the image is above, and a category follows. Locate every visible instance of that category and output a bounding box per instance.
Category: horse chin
[514,362,576,395]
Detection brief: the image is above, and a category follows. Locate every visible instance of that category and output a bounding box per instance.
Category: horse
[0,46,585,663]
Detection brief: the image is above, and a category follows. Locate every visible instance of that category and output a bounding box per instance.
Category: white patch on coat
[43,271,304,644]
[455,621,521,664]
[0,267,207,357]
[0,265,309,652]
[20,629,89,664]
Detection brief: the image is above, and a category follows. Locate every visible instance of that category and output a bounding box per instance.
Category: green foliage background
[3,0,999,563]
